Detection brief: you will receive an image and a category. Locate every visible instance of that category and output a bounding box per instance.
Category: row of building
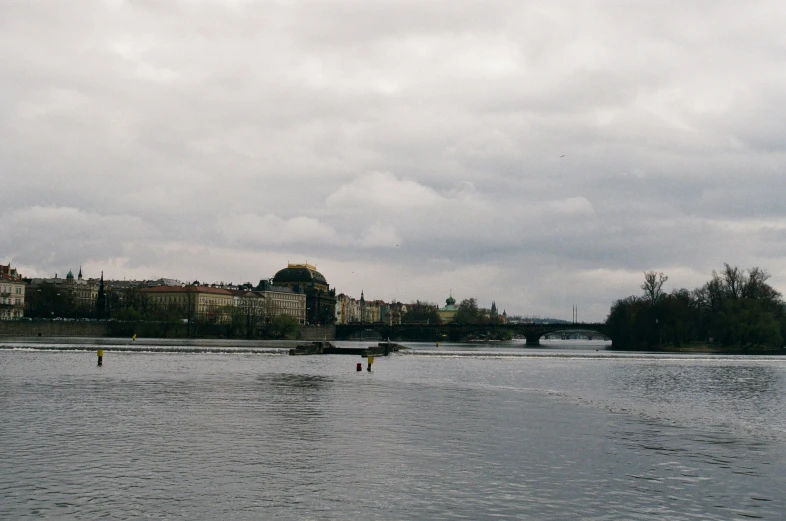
[1,263,417,326]
[2,262,505,326]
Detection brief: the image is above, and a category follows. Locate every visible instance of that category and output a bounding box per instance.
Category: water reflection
[252,373,332,438]
[606,362,785,434]
[257,373,332,390]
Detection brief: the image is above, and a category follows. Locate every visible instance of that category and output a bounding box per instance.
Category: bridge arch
[529,327,611,345]
[335,323,610,345]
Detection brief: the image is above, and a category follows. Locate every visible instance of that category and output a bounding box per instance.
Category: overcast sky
[3,0,786,321]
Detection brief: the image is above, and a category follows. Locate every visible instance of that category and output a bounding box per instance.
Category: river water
[1,339,785,520]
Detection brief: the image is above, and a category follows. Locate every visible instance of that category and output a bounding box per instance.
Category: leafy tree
[661,289,697,347]
[606,296,640,349]
[269,314,301,339]
[452,298,494,324]
[26,284,75,318]
[403,300,441,324]
[113,306,143,322]
[714,299,782,348]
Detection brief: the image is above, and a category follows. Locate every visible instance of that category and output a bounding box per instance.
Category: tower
[96,271,106,319]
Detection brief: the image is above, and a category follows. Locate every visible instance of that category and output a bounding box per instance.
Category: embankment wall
[0,320,335,340]
[0,320,109,337]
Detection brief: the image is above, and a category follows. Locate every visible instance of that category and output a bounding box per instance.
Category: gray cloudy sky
[3,0,786,321]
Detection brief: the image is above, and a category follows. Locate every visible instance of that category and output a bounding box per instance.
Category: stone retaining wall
[0,320,336,340]
[298,325,336,341]
[0,320,109,337]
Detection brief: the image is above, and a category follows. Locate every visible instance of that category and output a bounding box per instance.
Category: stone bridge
[335,322,609,345]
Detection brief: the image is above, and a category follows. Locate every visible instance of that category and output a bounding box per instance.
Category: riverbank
[0,319,336,341]
[617,342,786,355]
[0,336,300,348]
[0,336,306,354]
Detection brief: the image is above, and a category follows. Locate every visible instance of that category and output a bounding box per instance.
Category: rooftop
[140,285,234,296]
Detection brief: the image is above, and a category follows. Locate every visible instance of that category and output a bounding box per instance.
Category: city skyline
[3,2,786,322]
[15,262,520,319]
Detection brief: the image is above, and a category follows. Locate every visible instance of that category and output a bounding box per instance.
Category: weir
[288,341,404,356]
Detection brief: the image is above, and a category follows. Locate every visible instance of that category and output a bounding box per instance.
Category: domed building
[438,292,460,323]
[271,263,336,325]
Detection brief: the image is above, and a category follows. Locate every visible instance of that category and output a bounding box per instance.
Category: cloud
[219,214,341,247]
[2,0,786,320]
[546,197,595,216]
[358,223,402,248]
[1,206,159,277]
[326,171,444,210]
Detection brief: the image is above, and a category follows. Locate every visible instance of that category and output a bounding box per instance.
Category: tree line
[607,264,786,350]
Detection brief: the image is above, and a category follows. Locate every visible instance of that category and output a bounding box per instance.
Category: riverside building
[271,263,337,325]
[140,285,235,323]
[0,265,25,319]
[28,268,99,316]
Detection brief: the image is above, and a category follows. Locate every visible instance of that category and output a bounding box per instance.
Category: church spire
[96,271,106,319]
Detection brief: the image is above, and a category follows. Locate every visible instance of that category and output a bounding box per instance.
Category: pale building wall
[0,276,25,319]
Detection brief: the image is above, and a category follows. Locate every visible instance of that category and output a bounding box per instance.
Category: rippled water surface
[1,341,785,519]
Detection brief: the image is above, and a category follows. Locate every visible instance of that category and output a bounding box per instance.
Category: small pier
[289,341,404,356]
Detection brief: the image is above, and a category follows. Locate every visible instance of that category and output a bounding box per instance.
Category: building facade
[28,268,99,316]
[271,263,337,325]
[335,293,361,324]
[380,301,406,325]
[438,293,460,323]
[140,285,235,323]
[334,293,405,325]
[0,265,25,319]
[236,283,307,325]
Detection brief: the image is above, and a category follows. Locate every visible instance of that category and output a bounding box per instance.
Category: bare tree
[742,267,781,302]
[721,263,745,299]
[641,271,668,305]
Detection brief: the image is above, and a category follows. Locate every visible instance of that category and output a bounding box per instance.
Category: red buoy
[356,362,362,372]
